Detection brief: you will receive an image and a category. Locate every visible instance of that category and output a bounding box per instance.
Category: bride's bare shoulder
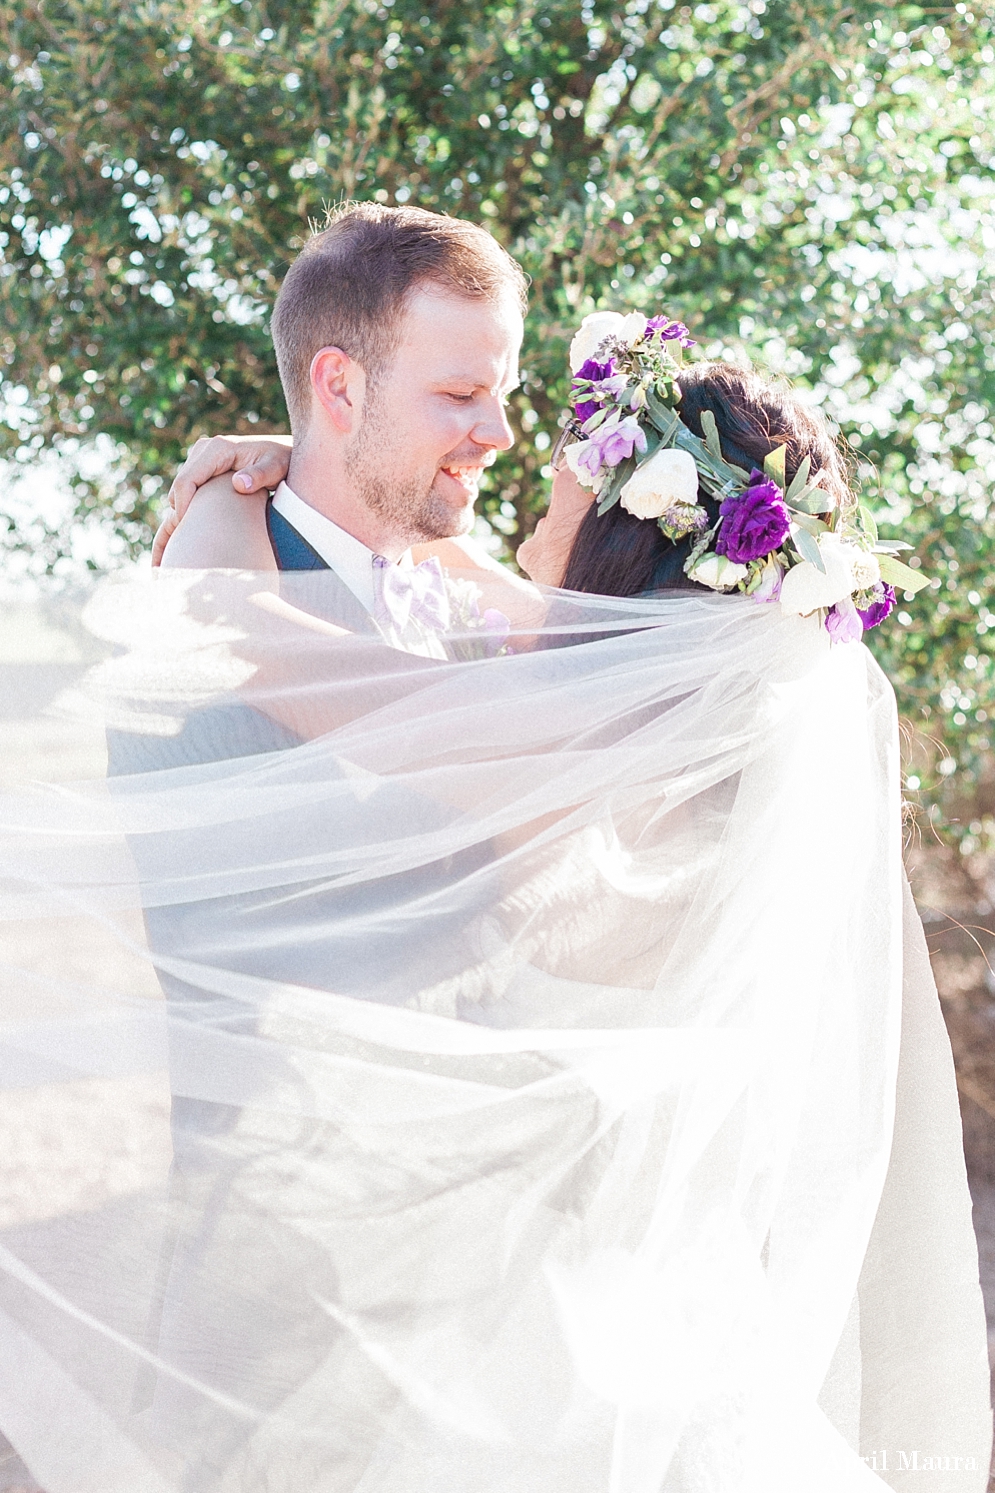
[160,476,275,570]
[412,534,547,631]
[410,534,509,575]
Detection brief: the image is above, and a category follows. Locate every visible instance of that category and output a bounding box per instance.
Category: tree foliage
[1,0,994,840]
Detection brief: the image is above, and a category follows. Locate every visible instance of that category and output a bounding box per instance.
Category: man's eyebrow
[432,368,491,382]
[431,373,521,394]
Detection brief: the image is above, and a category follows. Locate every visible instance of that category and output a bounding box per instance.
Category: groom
[158,201,526,655]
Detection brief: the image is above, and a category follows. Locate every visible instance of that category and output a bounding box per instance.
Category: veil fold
[0,569,988,1492]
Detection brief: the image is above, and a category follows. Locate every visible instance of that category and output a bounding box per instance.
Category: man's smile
[437,459,493,499]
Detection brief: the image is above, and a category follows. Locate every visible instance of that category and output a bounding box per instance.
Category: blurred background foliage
[1,0,994,846]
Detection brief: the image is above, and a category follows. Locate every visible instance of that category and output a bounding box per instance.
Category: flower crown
[560,311,930,639]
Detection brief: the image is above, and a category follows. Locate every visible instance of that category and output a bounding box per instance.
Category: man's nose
[473,396,515,452]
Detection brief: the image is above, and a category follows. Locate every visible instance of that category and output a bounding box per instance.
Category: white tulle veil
[0,567,988,1492]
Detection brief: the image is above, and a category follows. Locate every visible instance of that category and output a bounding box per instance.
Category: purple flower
[568,415,649,483]
[572,442,606,480]
[575,356,614,383]
[572,357,624,424]
[646,316,695,348]
[591,414,647,468]
[715,469,791,564]
[826,597,864,644]
[483,607,510,637]
[482,608,511,655]
[856,582,896,630]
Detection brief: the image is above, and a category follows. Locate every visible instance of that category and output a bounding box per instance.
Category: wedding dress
[0,568,989,1492]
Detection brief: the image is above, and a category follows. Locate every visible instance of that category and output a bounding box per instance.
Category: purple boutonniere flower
[715,468,791,564]
[482,608,511,650]
[646,316,695,348]
[856,582,896,630]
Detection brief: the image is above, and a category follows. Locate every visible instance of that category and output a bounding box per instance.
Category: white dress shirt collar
[271,482,413,613]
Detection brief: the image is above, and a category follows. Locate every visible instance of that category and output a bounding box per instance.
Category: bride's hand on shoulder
[152,432,293,567]
[169,431,293,513]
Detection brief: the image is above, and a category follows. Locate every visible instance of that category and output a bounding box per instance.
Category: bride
[0,325,990,1493]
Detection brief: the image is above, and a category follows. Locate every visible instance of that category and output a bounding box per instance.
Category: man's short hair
[271,202,528,431]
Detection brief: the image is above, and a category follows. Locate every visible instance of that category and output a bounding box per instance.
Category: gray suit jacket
[114,503,485,1010]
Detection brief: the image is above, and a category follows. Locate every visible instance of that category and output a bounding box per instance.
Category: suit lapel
[267,500,328,571]
[266,499,378,635]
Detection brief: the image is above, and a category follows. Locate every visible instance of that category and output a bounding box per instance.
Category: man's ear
[309,347,367,434]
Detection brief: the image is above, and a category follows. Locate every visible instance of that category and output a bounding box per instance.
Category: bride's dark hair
[560,362,853,597]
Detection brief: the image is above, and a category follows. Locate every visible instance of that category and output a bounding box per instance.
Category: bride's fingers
[151,507,180,568]
[166,436,213,517]
[167,434,293,518]
[228,443,295,496]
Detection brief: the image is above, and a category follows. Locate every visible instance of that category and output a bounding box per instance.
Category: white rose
[779,533,872,616]
[689,553,749,591]
[569,311,649,372]
[619,447,699,520]
[617,311,650,345]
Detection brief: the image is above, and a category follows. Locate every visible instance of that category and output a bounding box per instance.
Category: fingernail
[234,473,251,490]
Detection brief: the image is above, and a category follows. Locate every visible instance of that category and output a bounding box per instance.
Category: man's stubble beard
[344,388,474,547]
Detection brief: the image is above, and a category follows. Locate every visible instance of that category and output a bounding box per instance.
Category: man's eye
[446,393,474,404]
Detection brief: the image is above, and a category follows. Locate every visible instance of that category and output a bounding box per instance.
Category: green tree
[1,0,994,840]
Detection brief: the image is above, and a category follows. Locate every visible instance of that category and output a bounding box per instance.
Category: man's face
[345,286,523,546]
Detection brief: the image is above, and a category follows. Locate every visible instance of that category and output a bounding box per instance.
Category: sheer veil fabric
[0,569,988,1492]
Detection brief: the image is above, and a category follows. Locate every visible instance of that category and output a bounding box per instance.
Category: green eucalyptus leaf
[787,483,832,515]
[644,388,680,442]
[699,409,723,463]
[763,445,787,491]
[858,504,879,546]
[877,555,931,594]
[581,408,608,433]
[784,455,812,503]
[792,526,826,573]
[596,456,636,515]
[672,426,741,497]
[790,512,828,537]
